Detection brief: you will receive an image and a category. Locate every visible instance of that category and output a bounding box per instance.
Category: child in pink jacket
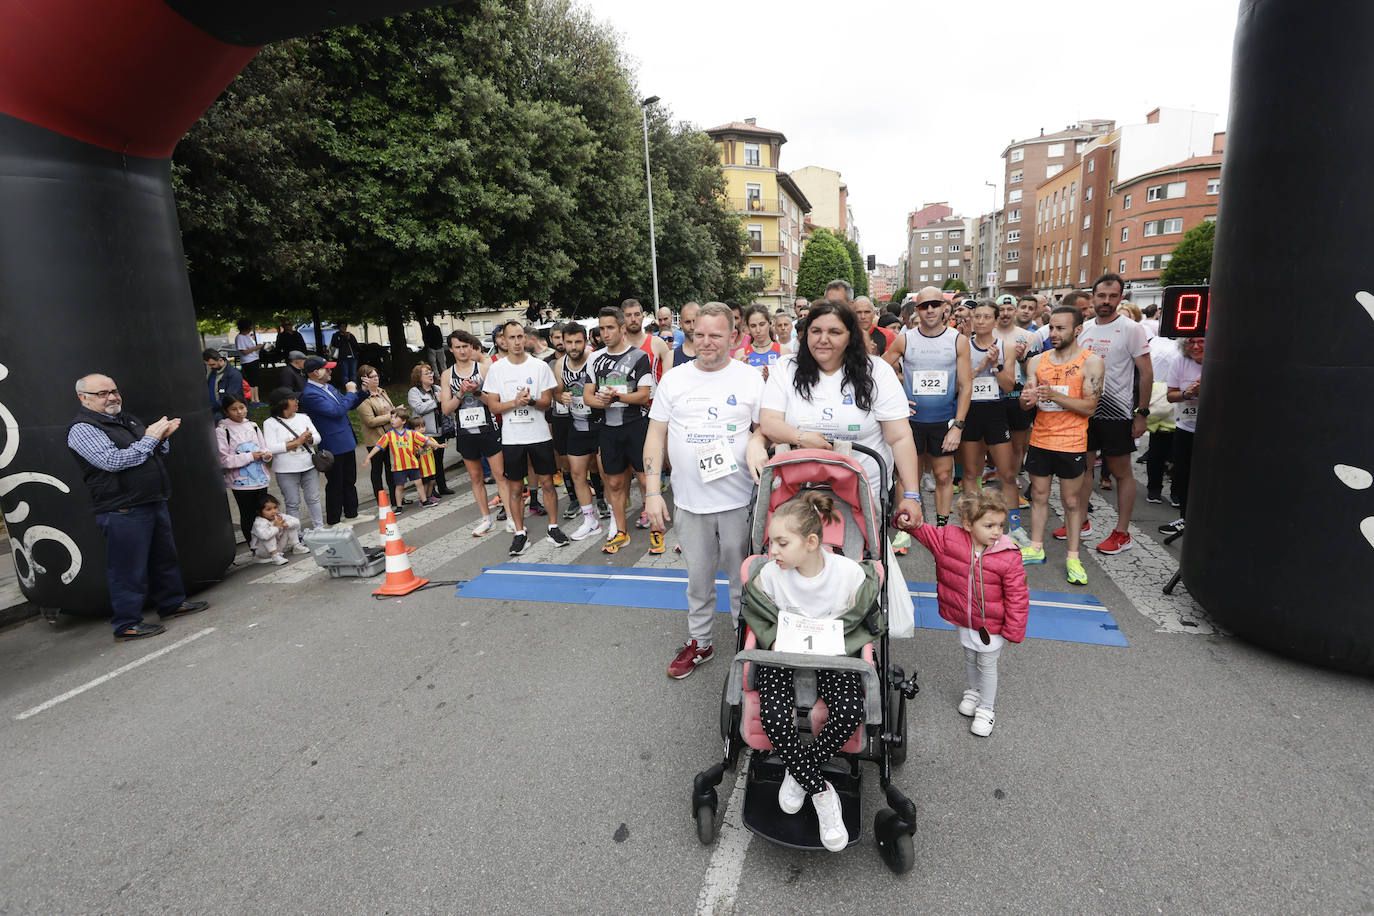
[909,488,1030,737]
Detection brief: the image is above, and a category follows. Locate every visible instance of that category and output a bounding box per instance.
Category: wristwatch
[1134,407,1150,418]
[950,418,966,430]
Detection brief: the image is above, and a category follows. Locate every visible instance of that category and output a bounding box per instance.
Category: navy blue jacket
[298,381,366,454]
[209,363,246,418]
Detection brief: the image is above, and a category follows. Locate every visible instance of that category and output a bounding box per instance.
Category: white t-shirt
[762,354,908,499]
[1078,315,1150,420]
[756,550,867,624]
[235,333,260,365]
[262,412,324,474]
[484,356,556,445]
[650,361,764,514]
[1166,355,1203,433]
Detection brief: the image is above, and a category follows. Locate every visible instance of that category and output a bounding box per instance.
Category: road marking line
[695,762,751,916]
[14,627,217,720]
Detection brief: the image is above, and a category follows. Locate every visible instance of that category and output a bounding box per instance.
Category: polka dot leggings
[755,665,865,796]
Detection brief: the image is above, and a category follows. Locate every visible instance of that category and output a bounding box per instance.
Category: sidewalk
[0,444,466,627]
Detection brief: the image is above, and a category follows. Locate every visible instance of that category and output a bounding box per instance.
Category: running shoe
[563,502,581,520]
[958,689,981,717]
[545,525,571,548]
[779,769,806,815]
[528,499,547,517]
[970,707,996,737]
[1021,545,1046,565]
[483,475,495,484]
[596,499,613,519]
[1095,530,1134,555]
[1146,491,1162,504]
[472,517,493,537]
[1018,494,1031,510]
[488,494,503,510]
[635,512,651,529]
[505,516,516,533]
[1158,518,1186,535]
[1052,519,1093,540]
[1169,495,1181,508]
[508,532,529,556]
[1008,526,1031,548]
[648,531,665,554]
[1066,557,1088,585]
[290,544,312,555]
[553,471,565,486]
[891,529,911,555]
[667,639,713,678]
[497,505,509,522]
[602,531,630,554]
[570,516,602,541]
[811,784,848,852]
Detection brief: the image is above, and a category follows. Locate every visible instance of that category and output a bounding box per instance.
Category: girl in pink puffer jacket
[909,488,1029,737]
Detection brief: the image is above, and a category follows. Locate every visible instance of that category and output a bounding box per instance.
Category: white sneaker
[570,516,602,541]
[472,517,494,537]
[971,706,996,737]
[778,769,806,815]
[504,516,516,533]
[1008,525,1032,548]
[958,689,981,717]
[290,543,311,556]
[811,783,848,852]
[253,555,276,565]
[269,552,288,566]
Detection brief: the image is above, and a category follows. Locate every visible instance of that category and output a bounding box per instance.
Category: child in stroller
[740,490,884,852]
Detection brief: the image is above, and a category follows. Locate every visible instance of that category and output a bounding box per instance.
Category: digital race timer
[1160,285,1209,338]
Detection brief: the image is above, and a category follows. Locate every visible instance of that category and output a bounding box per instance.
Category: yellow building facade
[706,119,811,312]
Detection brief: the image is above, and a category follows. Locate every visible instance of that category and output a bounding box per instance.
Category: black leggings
[756,665,865,795]
[1171,429,1194,516]
[231,487,264,544]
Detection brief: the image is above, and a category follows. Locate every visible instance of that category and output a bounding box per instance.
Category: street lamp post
[984,180,998,298]
[640,95,661,314]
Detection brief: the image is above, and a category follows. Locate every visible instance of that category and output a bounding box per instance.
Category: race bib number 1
[773,611,846,656]
[914,370,948,396]
[696,438,737,483]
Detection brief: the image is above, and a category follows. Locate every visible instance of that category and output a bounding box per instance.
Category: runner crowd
[201,274,1199,673]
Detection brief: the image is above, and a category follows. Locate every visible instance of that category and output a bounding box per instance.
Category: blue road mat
[455,564,1127,647]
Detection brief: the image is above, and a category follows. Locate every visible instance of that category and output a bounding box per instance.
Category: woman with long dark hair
[748,300,922,631]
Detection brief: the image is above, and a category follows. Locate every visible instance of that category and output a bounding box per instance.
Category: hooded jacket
[740,559,886,657]
[911,523,1029,642]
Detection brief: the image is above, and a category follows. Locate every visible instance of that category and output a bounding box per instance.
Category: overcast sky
[581,0,1241,265]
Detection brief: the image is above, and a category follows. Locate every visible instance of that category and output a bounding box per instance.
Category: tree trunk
[310,300,324,355]
[383,300,411,384]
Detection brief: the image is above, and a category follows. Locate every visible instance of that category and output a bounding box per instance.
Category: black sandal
[114,623,166,641]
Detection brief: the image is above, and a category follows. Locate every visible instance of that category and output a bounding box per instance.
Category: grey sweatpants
[675,505,751,646]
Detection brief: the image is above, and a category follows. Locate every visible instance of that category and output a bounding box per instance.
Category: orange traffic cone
[373,508,429,596]
[377,489,417,553]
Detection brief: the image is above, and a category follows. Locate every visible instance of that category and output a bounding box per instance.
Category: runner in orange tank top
[1017,306,1105,584]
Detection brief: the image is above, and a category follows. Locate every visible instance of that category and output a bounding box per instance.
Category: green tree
[1159,220,1216,286]
[942,277,968,292]
[796,228,852,300]
[844,238,869,298]
[889,286,909,306]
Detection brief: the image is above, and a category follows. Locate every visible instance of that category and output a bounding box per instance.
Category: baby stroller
[691,442,920,874]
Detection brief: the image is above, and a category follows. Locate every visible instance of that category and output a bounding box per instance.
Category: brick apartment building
[1112,150,1222,305]
[999,120,1116,296]
[905,202,972,290]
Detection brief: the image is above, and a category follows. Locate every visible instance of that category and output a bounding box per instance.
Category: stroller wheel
[874,809,915,874]
[696,803,717,845]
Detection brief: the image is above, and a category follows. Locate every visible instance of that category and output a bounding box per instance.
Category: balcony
[731,196,784,215]
[746,237,787,255]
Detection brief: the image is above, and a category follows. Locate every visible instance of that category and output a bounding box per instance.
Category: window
[1123,193,1132,209]
[949,231,962,239]
[932,260,942,267]
[1046,164,1063,179]
[1081,241,1088,257]
[1118,259,1126,273]
[748,263,765,278]
[1009,189,1023,203]
[948,244,961,252]
[1207,177,1220,195]
[1110,150,1118,168]
[933,231,944,239]
[744,142,761,166]
[1106,209,1112,226]
[919,246,929,254]
[934,245,943,253]
[1140,255,1158,270]
[1204,214,1218,223]
[1079,269,1086,283]
[1120,227,1129,243]
[1075,140,1086,153]
[1146,181,1188,202]
[1007,208,1021,223]
[1005,250,1020,262]
[1164,218,1183,234]
[1085,186,1093,201]
[1010,147,1024,163]
[1161,253,1173,266]
[1168,181,1186,198]
[1082,214,1091,229]
[747,224,763,249]
[1087,158,1095,173]
[919,260,928,269]
[933,273,943,281]
[920,232,930,240]
[1007,230,1021,243]
[948,271,960,279]
[1005,268,1020,282]
[746,182,762,209]
[919,274,929,282]
[1047,143,1065,157]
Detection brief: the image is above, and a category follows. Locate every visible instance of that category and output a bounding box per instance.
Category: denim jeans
[94,502,187,633]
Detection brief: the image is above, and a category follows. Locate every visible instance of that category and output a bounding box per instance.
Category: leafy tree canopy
[1159,220,1216,287]
[796,228,852,300]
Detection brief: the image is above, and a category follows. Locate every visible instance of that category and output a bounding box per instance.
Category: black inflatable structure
[0,0,437,613]
[1182,0,1374,674]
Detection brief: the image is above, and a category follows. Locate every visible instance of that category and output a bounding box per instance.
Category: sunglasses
[915,302,942,311]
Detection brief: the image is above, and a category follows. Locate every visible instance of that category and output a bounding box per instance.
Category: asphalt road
[1,463,1371,915]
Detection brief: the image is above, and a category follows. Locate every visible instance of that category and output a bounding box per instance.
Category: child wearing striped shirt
[364,407,440,510]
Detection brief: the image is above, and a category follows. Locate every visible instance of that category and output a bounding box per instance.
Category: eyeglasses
[915,302,942,311]
[79,388,120,398]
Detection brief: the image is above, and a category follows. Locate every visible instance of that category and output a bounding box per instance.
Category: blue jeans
[94,502,187,633]
[337,356,358,386]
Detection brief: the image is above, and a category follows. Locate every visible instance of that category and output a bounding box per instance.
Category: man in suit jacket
[203,348,246,419]
[298,356,365,525]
